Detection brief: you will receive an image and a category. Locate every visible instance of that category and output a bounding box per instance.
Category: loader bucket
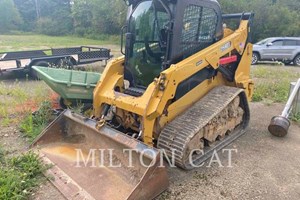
[31,110,169,200]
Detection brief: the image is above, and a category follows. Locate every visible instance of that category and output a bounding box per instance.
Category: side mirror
[266,43,273,47]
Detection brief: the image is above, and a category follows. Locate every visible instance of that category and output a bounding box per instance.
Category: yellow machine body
[93,20,254,146]
[32,1,254,199]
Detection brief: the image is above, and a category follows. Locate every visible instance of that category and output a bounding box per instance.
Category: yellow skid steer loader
[31,0,254,199]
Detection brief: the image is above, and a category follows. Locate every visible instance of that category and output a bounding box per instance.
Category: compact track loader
[31,0,254,199]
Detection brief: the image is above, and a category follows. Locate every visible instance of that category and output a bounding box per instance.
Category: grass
[0,82,54,199]
[251,65,300,103]
[0,150,48,200]
[0,146,5,163]
[20,101,53,142]
[0,80,52,127]
[0,81,30,126]
[0,85,52,199]
[290,112,300,122]
[0,34,119,52]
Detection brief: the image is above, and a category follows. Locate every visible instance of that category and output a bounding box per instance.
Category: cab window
[180,5,218,58]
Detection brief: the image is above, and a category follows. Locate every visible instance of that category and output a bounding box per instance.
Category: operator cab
[123,0,223,93]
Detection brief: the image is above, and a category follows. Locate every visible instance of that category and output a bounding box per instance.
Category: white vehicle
[252,37,300,66]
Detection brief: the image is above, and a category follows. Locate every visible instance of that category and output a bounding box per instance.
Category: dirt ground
[1,98,299,199]
[0,73,300,199]
[162,102,300,200]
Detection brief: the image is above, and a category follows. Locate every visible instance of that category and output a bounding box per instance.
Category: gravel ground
[1,102,299,200]
[160,102,300,200]
[0,67,299,199]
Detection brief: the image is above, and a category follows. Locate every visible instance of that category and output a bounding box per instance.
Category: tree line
[0,0,299,42]
[0,0,127,37]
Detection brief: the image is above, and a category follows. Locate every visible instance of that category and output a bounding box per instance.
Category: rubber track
[157,86,250,169]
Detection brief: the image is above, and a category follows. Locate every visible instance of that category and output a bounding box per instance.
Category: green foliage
[71,0,93,36]
[290,112,300,122]
[13,0,37,31]
[0,0,22,33]
[20,101,52,142]
[219,0,300,42]
[3,0,300,40]
[13,0,73,35]
[0,146,5,164]
[36,17,70,36]
[37,0,73,35]
[11,0,127,36]
[0,151,47,200]
[72,0,127,35]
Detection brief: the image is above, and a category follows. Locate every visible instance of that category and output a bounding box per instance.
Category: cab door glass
[127,0,170,87]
